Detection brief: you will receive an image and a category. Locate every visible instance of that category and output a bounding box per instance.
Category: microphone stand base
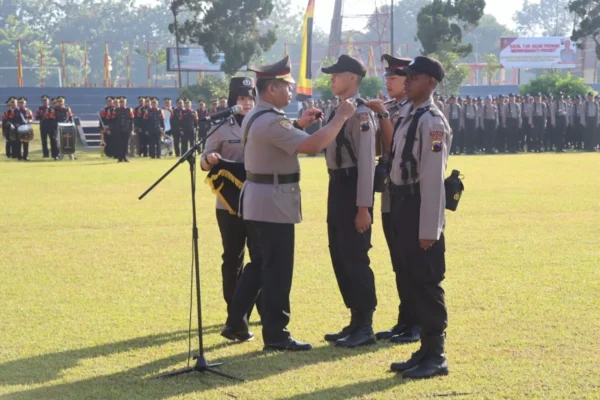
[153,353,244,381]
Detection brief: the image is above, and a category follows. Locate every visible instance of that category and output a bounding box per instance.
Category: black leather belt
[246,172,300,184]
[328,167,357,179]
[390,182,420,198]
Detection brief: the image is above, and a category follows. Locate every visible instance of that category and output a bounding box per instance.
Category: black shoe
[391,347,427,372]
[43,155,49,158]
[23,157,30,161]
[264,338,312,352]
[390,325,421,344]
[220,326,254,342]
[324,310,358,342]
[335,326,376,348]
[402,333,449,379]
[335,310,376,348]
[124,158,130,162]
[376,322,408,340]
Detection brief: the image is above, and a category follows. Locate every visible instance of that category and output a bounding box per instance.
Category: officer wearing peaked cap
[366,54,421,344]
[222,55,358,351]
[319,54,378,349]
[387,56,451,379]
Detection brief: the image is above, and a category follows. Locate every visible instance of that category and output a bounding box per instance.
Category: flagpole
[390,0,394,54]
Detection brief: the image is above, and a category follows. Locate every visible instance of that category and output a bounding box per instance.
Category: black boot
[324,309,358,342]
[375,322,408,340]
[390,346,427,372]
[390,325,421,344]
[403,333,448,379]
[335,310,376,348]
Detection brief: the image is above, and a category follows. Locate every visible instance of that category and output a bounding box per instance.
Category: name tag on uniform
[228,140,241,143]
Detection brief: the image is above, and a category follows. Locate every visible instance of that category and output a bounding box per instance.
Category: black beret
[322,54,367,77]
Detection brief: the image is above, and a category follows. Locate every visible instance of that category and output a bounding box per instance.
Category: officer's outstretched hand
[355,207,372,233]
[364,99,386,114]
[337,99,357,121]
[297,108,322,128]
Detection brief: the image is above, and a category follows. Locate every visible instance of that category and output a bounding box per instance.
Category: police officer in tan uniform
[367,54,422,346]
[201,77,259,336]
[385,56,451,379]
[319,54,377,349]
[478,95,498,154]
[503,93,522,153]
[221,55,357,351]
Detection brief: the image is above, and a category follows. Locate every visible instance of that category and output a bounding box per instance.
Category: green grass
[1,142,599,399]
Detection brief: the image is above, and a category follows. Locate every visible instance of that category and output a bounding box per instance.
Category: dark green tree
[519,73,593,98]
[171,0,277,74]
[570,0,600,61]
[416,0,486,57]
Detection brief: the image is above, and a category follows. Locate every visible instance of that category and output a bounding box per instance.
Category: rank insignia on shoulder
[280,120,293,130]
[430,131,444,152]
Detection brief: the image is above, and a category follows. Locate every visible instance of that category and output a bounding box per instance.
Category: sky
[291,0,526,32]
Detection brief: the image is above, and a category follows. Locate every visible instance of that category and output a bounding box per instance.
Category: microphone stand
[139,117,243,382]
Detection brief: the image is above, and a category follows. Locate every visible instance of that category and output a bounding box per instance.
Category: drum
[17,124,34,142]
[58,123,77,155]
[161,135,173,157]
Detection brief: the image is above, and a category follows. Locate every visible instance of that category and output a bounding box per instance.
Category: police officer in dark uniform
[36,95,56,158]
[222,55,356,351]
[15,97,34,161]
[180,99,198,154]
[2,97,17,158]
[100,96,114,158]
[444,96,461,154]
[320,54,378,348]
[143,97,165,158]
[171,98,184,156]
[112,97,134,162]
[554,92,568,152]
[53,96,74,159]
[134,96,146,156]
[386,56,450,379]
[367,54,422,344]
[197,100,210,149]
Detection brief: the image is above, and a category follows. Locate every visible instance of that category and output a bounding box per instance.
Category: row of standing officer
[2,95,72,161]
[203,53,451,380]
[444,92,600,154]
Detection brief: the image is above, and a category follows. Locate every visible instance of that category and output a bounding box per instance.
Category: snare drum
[17,124,34,142]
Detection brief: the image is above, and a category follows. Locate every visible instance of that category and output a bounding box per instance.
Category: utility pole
[390,0,394,54]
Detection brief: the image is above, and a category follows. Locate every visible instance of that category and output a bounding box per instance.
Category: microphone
[199,105,243,122]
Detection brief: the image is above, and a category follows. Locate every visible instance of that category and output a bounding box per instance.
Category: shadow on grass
[276,376,403,400]
[0,327,231,387]
[2,335,392,400]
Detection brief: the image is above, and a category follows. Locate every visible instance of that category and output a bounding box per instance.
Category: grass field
[1,142,599,400]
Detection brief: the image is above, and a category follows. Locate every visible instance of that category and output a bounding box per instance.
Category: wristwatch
[377,111,390,120]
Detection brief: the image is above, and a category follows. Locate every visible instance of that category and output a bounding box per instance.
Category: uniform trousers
[449,119,461,153]
[483,120,496,153]
[104,132,114,158]
[226,220,294,344]
[172,130,182,156]
[545,119,553,150]
[531,117,544,152]
[390,192,447,336]
[584,117,597,150]
[554,116,567,151]
[139,130,149,156]
[148,130,162,158]
[327,168,377,312]
[41,126,58,157]
[3,128,11,158]
[382,211,416,326]
[506,118,519,152]
[521,121,531,151]
[181,129,195,154]
[116,130,131,161]
[464,119,477,154]
[13,141,28,159]
[216,209,251,306]
[496,123,506,152]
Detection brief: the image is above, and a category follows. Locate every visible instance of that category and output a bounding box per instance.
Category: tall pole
[172,3,183,89]
[390,0,394,55]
